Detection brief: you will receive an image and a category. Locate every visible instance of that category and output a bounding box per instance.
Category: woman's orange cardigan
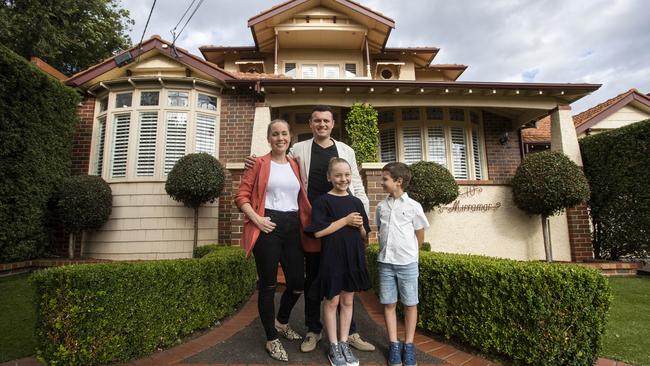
[234,153,320,257]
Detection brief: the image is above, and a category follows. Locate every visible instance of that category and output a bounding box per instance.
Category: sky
[121,0,650,113]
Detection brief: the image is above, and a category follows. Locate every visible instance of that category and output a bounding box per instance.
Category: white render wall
[424,185,572,261]
[83,182,219,260]
[580,105,650,135]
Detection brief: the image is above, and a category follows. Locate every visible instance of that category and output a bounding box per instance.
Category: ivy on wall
[345,103,379,164]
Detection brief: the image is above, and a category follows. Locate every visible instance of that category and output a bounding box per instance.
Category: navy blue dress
[305,193,372,300]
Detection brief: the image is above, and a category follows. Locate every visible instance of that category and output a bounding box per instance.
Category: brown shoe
[348,332,375,351]
[266,339,288,362]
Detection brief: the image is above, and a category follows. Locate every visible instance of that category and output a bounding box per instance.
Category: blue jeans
[378,262,419,306]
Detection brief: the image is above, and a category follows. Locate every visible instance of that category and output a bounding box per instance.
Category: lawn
[0,273,648,364]
[0,273,36,362]
[601,275,650,366]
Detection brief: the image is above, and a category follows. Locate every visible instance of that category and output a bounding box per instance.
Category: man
[245,105,374,353]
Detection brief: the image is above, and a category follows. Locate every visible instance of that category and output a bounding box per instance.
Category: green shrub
[580,119,650,259]
[0,45,79,262]
[367,245,612,365]
[193,243,225,258]
[165,153,225,249]
[345,103,379,164]
[407,161,459,212]
[512,150,590,217]
[420,242,431,251]
[30,246,256,365]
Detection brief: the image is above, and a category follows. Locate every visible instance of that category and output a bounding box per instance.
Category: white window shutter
[164,112,187,174]
[302,64,318,78]
[195,113,216,156]
[110,113,130,178]
[472,127,483,180]
[324,65,340,79]
[427,126,446,167]
[94,116,106,176]
[136,112,158,176]
[379,128,396,162]
[402,127,422,164]
[451,127,468,179]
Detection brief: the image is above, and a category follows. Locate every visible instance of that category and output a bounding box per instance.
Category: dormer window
[381,69,393,80]
[375,61,404,80]
[235,60,265,74]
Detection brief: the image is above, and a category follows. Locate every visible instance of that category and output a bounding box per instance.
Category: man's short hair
[382,162,412,189]
[311,105,333,119]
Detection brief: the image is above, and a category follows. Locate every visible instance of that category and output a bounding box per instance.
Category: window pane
[197,93,217,111]
[195,113,216,156]
[94,116,107,176]
[402,127,422,164]
[168,91,189,107]
[110,113,130,178]
[284,63,296,77]
[136,112,158,176]
[449,108,465,121]
[378,110,395,123]
[470,110,480,124]
[345,63,356,78]
[324,64,340,79]
[115,92,132,108]
[140,91,159,106]
[426,107,443,120]
[99,97,108,112]
[164,112,187,174]
[472,127,483,180]
[380,128,396,162]
[302,64,317,78]
[427,126,446,167]
[401,108,421,121]
[451,127,468,179]
[295,113,311,124]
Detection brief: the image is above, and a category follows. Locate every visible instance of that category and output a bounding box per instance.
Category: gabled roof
[66,35,236,88]
[522,88,650,143]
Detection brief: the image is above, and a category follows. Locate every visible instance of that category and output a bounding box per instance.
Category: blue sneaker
[402,343,417,366]
[388,341,402,366]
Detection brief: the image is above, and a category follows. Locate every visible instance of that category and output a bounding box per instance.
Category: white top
[265,161,300,212]
[375,192,430,265]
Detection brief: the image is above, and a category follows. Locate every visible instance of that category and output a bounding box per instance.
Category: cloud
[121,0,650,113]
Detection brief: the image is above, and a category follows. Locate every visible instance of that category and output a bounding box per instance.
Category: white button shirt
[375,192,430,265]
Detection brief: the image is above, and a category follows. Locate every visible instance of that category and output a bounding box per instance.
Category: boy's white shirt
[290,138,370,215]
[375,192,430,265]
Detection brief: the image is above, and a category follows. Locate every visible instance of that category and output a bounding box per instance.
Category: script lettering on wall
[438,186,502,214]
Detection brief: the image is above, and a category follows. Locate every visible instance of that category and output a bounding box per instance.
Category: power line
[170,0,205,58]
[176,0,205,40]
[136,0,157,60]
[171,0,198,36]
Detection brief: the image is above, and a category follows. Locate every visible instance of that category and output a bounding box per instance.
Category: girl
[235,119,315,362]
[306,157,372,366]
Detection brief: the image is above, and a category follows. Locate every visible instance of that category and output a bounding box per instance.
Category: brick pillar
[220,165,244,246]
[71,94,95,175]
[361,163,387,243]
[567,203,593,261]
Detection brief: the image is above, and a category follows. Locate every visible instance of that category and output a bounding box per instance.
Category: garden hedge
[580,119,650,259]
[30,246,256,365]
[367,246,612,365]
[0,45,79,262]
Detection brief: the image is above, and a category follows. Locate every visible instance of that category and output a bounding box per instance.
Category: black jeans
[252,209,305,341]
[304,252,357,334]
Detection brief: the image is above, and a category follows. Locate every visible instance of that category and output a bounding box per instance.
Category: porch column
[250,105,272,156]
[550,104,593,261]
[550,105,582,166]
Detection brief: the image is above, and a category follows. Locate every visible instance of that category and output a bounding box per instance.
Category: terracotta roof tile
[573,88,649,127]
[521,116,551,143]
[231,71,290,80]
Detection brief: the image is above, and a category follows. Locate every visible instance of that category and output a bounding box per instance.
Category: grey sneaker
[348,332,376,351]
[340,341,360,366]
[328,343,347,366]
[300,331,322,352]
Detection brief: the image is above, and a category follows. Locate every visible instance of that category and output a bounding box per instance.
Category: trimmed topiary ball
[407,161,459,212]
[512,150,590,217]
[57,175,112,233]
[165,153,225,208]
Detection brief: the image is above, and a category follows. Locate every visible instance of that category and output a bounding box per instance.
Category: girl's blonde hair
[327,157,351,175]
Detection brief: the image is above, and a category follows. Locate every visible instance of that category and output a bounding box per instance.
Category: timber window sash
[164,111,188,175]
[110,113,131,178]
[136,111,158,177]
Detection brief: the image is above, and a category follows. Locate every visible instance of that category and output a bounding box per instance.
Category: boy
[375,162,430,366]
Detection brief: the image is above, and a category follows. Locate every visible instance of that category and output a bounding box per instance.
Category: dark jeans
[304,252,358,334]
[252,209,305,341]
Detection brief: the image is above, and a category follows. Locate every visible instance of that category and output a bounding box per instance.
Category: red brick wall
[218,90,257,163]
[71,95,95,175]
[483,111,522,181]
[362,169,384,243]
[566,203,594,261]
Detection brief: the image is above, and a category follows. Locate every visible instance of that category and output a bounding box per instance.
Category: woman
[235,119,314,362]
